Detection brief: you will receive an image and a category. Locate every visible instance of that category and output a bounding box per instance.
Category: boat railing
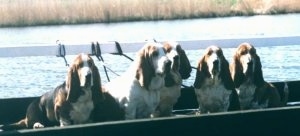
[1,36,300,57]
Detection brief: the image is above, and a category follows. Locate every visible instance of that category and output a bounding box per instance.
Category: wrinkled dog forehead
[144,42,160,52]
[72,53,92,67]
[152,42,167,57]
[79,54,92,69]
[166,41,179,48]
[163,41,179,59]
[205,46,223,57]
[237,43,256,55]
[208,45,219,52]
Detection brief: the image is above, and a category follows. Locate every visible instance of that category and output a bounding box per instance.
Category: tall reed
[0,0,299,27]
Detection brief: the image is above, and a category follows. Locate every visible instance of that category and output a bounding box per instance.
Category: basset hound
[194,46,240,113]
[152,41,192,117]
[1,53,123,130]
[230,42,288,110]
[104,42,171,119]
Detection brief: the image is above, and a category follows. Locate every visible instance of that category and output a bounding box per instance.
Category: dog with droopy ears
[230,43,288,110]
[0,53,124,130]
[194,45,240,114]
[152,41,192,117]
[104,42,171,119]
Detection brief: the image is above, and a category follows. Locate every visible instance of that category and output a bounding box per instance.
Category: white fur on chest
[194,78,232,113]
[69,88,94,124]
[106,75,163,119]
[133,86,160,119]
[160,85,181,104]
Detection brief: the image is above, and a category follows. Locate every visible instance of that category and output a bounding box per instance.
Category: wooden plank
[1,36,300,57]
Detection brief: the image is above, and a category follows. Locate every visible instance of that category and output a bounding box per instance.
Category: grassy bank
[0,0,300,27]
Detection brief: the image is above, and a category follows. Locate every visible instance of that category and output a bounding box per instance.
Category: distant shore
[1,0,300,27]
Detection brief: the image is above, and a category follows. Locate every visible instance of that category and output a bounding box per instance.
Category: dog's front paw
[33,122,44,129]
[60,119,71,127]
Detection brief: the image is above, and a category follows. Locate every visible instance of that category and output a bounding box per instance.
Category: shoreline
[1,0,300,27]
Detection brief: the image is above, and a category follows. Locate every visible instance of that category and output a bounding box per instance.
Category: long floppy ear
[91,60,103,102]
[164,72,176,87]
[136,46,155,90]
[163,43,181,87]
[220,56,235,90]
[66,65,83,103]
[177,45,192,79]
[228,88,241,111]
[230,54,245,88]
[253,55,265,87]
[193,56,210,89]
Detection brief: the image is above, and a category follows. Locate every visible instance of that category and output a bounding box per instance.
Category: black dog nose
[248,60,253,66]
[85,73,92,87]
[213,60,219,66]
[86,73,92,78]
[166,59,172,67]
[165,60,172,72]
[174,55,179,61]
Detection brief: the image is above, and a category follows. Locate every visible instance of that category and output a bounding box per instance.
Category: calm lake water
[1,14,300,98]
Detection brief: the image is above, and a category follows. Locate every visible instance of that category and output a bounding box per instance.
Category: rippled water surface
[1,14,300,98]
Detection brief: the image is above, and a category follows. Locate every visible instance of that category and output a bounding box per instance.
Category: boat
[1,36,300,135]
[1,81,300,136]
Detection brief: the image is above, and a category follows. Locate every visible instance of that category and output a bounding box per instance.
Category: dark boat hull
[1,80,300,135]
[1,106,300,136]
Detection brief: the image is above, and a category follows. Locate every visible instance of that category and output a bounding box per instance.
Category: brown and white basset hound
[104,42,171,119]
[1,53,123,130]
[230,42,288,110]
[194,46,240,114]
[152,41,192,117]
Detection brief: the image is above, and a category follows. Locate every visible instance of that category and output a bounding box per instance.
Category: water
[1,14,300,46]
[1,14,300,98]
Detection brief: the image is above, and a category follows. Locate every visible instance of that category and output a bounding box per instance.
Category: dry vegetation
[0,0,299,27]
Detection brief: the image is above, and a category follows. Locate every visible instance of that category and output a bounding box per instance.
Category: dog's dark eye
[174,55,179,61]
[240,50,247,55]
[152,50,159,57]
[207,50,213,56]
[78,62,84,68]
